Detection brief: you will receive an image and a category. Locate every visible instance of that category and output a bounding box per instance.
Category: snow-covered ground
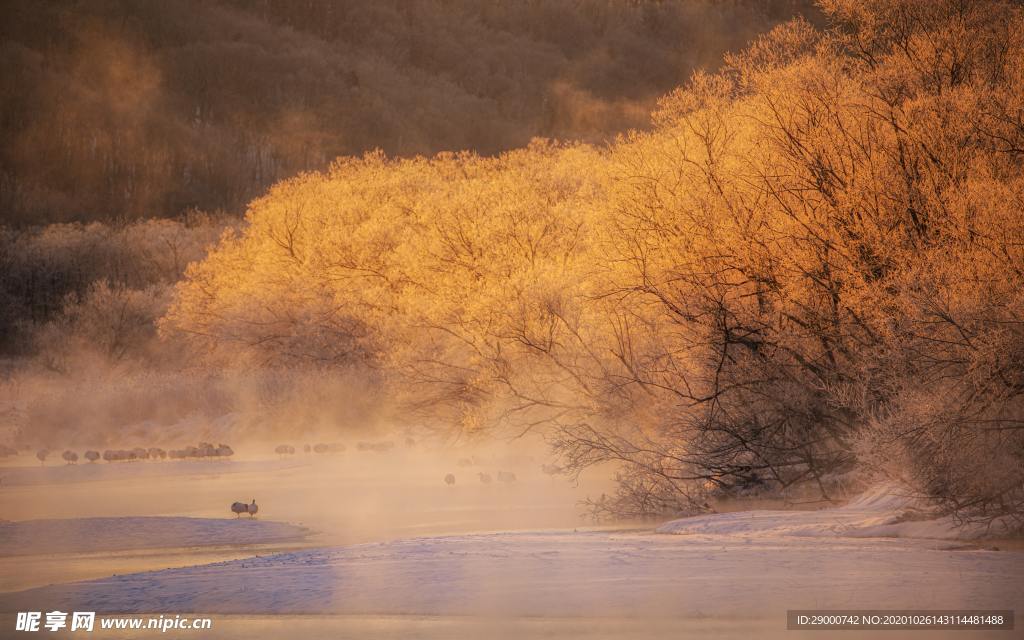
[656,484,1009,540]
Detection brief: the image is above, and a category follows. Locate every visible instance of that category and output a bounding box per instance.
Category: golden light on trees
[154,0,1024,526]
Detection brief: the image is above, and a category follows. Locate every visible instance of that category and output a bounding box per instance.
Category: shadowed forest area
[3,0,1023,534]
[0,0,811,224]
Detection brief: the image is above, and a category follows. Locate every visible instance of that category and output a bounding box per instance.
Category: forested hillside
[0,0,810,224]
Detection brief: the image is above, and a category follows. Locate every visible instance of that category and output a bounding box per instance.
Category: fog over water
[0,437,618,592]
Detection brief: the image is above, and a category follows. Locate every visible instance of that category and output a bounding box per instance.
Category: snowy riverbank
[657,485,1009,541]
[3,527,1021,618]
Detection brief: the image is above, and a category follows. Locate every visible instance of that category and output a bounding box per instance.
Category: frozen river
[1,448,1020,639]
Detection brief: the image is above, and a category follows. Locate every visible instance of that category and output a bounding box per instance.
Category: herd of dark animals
[1,440,561,485]
[0,442,236,466]
[247,439,543,518]
[0,436,568,516]
[273,439,538,486]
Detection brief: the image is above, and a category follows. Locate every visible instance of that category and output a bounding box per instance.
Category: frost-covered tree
[164,0,1024,529]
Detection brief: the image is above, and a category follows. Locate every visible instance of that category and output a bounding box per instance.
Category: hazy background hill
[0,0,814,225]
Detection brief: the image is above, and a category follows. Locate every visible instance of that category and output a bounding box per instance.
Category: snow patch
[656,485,990,540]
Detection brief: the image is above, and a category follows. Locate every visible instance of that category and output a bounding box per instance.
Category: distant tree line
[0,212,227,356]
